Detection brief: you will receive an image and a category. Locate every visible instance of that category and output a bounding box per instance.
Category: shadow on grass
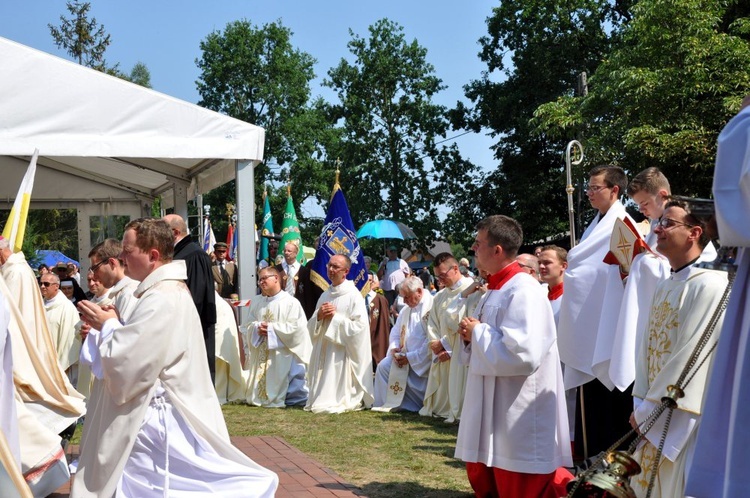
[360,481,474,498]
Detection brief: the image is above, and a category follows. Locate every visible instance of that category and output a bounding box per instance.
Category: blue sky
[0,1,500,217]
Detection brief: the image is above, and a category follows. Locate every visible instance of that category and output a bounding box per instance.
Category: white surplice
[243,290,311,408]
[44,291,80,374]
[306,279,374,414]
[420,276,473,421]
[75,292,113,402]
[455,271,572,474]
[557,200,636,390]
[72,261,278,498]
[686,104,750,498]
[214,294,248,404]
[631,266,728,498]
[374,291,433,412]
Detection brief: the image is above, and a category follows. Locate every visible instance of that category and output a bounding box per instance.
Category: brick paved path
[49,436,363,497]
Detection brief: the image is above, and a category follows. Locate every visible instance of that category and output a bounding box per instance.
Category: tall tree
[535,0,750,198]
[196,19,318,183]
[49,1,154,88]
[196,19,332,237]
[449,0,629,246]
[122,61,152,88]
[324,19,476,244]
[48,1,113,71]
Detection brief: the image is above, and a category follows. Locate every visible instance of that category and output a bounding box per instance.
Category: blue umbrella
[356,219,416,240]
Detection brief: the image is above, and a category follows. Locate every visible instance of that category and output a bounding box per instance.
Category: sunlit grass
[222,403,473,498]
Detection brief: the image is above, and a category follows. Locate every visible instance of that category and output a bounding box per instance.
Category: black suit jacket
[173,236,217,381]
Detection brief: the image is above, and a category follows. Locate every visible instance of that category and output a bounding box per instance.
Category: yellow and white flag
[2,149,38,253]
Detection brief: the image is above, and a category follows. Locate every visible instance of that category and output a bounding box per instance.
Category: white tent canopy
[0,36,260,299]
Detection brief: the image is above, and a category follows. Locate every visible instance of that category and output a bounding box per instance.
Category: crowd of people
[1,101,748,497]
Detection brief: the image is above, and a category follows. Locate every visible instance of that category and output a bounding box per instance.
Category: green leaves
[324,19,476,246]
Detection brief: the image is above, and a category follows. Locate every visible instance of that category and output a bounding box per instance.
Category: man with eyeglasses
[420,252,475,422]
[628,199,728,498]
[78,239,140,407]
[242,266,311,408]
[606,170,717,415]
[516,253,541,282]
[42,272,81,387]
[306,254,374,413]
[557,165,639,460]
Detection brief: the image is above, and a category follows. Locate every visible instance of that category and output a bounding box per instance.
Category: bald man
[163,214,217,383]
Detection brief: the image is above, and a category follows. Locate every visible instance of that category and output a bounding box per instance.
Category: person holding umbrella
[377,245,410,306]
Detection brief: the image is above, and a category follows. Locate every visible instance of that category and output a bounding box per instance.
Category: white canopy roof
[0,36,261,296]
[0,36,264,207]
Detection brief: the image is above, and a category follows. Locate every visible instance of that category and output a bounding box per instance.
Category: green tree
[324,18,477,245]
[48,1,114,71]
[49,1,154,88]
[1,209,79,264]
[121,61,152,88]
[196,19,318,183]
[196,19,332,239]
[449,0,629,246]
[534,0,750,199]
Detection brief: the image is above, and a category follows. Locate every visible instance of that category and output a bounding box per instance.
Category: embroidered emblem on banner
[319,217,361,265]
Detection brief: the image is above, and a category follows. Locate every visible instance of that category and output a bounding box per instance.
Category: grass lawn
[222,403,474,498]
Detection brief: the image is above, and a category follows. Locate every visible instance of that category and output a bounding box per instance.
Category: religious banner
[279,193,304,262]
[258,188,274,263]
[310,175,369,294]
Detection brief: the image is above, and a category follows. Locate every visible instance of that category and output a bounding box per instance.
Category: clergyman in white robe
[374,289,432,412]
[419,275,473,422]
[214,293,249,404]
[73,260,278,498]
[631,266,727,497]
[243,290,311,408]
[557,199,636,390]
[44,289,80,383]
[306,279,374,414]
[455,262,572,491]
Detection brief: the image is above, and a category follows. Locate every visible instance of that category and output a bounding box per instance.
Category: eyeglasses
[517,263,535,270]
[40,282,58,287]
[258,275,277,282]
[656,217,695,230]
[89,258,109,273]
[327,264,345,271]
[585,184,611,193]
[435,265,456,280]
